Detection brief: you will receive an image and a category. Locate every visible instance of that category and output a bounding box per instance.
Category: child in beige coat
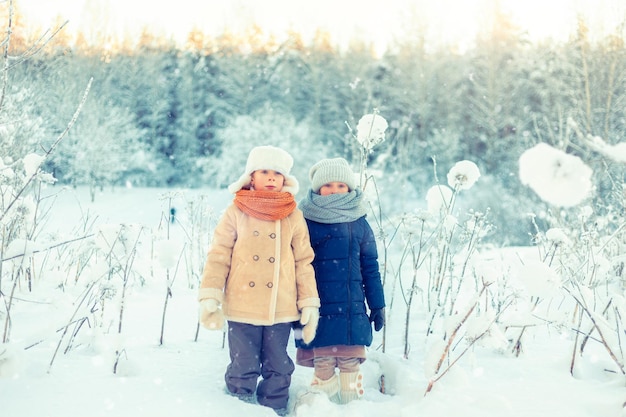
[198,145,320,416]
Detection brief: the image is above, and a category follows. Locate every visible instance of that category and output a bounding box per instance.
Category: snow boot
[310,374,340,403]
[224,387,256,404]
[339,371,364,404]
[293,374,340,414]
[272,406,289,416]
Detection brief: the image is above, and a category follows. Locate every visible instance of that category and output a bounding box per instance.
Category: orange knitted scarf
[234,189,296,221]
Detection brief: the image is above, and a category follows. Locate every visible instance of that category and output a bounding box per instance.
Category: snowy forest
[4,3,625,245]
[1,1,626,415]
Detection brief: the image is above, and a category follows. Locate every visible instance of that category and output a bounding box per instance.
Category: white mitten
[198,299,223,330]
[300,307,320,344]
[200,298,218,313]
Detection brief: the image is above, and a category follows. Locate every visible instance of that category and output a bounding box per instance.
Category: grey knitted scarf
[299,188,368,224]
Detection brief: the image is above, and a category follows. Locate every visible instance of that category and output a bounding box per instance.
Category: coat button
[269,233,276,239]
[253,255,259,261]
[266,282,273,288]
[268,257,275,263]
[253,231,260,236]
[249,281,255,287]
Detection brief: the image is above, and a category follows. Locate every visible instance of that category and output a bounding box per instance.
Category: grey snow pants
[225,321,294,410]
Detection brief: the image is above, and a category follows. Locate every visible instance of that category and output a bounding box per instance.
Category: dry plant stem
[560,222,626,285]
[194,322,200,342]
[115,230,142,336]
[434,228,454,293]
[49,216,99,286]
[97,225,142,374]
[24,317,90,350]
[63,316,90,354]
[2,9,68,70]
[580,299,612,354]
[48,280,99,373]
[614,307,624,360]
[424,298,510,396]
[116,261,132,334]
[430,185,457,295]
[567,289,625,375]
[113,349,127,374]
[511,297,540,357]
[183,200,198,287]
[584,310,625,374]
[359,147,368,190]
[160,243,185,345]
[426,253,435,312]
[0,230,5,288]
[158,198,174,345]
[430,283,489,379]
[570,309,584,375]
[604,51,617,139]
[1,234,94,262]
[403,265,418,359]
[357,108,380,190]
[0,0,14,114]
[367,181,400,353]
[113,244,139,374]
[25,264,32,292]
[425,306,439,340]
[577,20,593,133]
[160,278,172,346]
[403,227,426,359]
[395,230,413,307]
[390,233,412,345]
[1,269,20,343]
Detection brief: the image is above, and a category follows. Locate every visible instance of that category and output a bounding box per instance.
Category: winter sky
[20,0,626,53]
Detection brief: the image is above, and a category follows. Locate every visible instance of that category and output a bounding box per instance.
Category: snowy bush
[0,151,58,340]
[362,114,625,393]
[352,113,504,393]
[516,139,626,376]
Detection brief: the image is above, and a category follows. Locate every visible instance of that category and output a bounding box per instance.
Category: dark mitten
[369,308,385,331]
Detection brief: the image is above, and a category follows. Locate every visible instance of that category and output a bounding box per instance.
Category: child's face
[250,170,285,192]
[319,182,349,196]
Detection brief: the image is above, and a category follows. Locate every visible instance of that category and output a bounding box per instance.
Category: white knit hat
[228,146,299,195]
[309,158,357,193]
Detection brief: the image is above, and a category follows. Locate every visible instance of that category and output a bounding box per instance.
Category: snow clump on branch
[515,259,562,298]
[426,184,453,213]
[545,228,570,246]
[447,160,480,191]
[356,113,388,151]
[22,153,45,177]
[519,143,593,207]
[584,135,626,163]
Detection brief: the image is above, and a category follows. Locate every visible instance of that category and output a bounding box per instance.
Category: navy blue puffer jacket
[297,216,385,349]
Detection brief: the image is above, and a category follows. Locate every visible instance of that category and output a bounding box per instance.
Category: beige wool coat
[198,204,320,326]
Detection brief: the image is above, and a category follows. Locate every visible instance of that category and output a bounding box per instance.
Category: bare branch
[0,76,93,224]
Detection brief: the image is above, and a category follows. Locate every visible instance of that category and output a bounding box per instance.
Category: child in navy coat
[295,157,385,404]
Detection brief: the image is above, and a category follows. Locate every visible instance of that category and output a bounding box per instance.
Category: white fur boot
[339,371,364,404]
[310,374,341,403]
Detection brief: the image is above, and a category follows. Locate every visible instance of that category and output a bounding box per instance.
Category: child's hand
[369,308,385,331]
[300,307,320,344]
[198,299,223,330]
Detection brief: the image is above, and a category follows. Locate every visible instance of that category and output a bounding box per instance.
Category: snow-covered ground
[1,186,624,417]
